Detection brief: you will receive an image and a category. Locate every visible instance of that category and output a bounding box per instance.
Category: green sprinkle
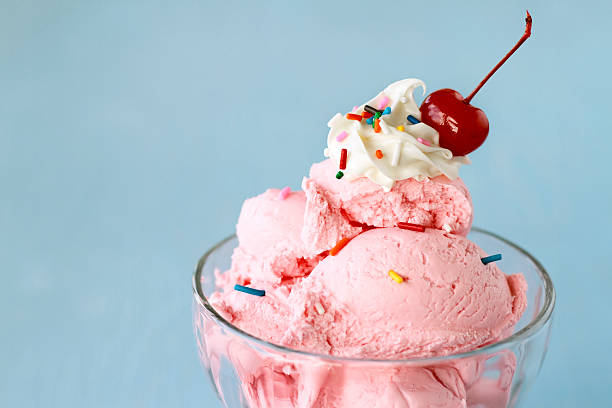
[336,171,344,179]
[372,112,381,129]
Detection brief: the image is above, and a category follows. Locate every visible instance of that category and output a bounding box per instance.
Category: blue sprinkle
[407,115,421,124]
[234,284,266,297]
[366,117,374,124]
[481,254,502,265]
[383,107,391,115]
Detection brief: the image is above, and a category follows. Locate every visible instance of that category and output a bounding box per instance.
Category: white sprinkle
[442,223,452,233]
[282,365,292,375]
[391,141,402,167]
[314,301,325,315]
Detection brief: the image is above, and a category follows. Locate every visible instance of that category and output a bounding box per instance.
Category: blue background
[2,0,610,406]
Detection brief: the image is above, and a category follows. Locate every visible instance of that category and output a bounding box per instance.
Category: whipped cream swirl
[325,79,469,190]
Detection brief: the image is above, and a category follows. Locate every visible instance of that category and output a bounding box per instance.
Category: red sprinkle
[397,222,425,232]
[339,148,347,170]
[374,118,381,133]
[329,237,351,256]
[362,111,374,119]
[346,113,362,121]
[341,209,366,228]
[375,149,383,159]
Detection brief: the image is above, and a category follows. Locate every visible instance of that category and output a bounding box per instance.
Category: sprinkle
[417,137,432,146]
[372,112,382,130]
[377,96,389,110]
[336,131,348,142]
[339,148,348,170]
[481,254,502,265]
[391,141,402,166]
[366,117,374,125]
[352,105,359,112]
[383,107,391,115]
[374,119,381,133]
[329,237,350,256]
[346,113,362,121]
[336,170,344,179]
[234,284,265,297]
[314,301,325,315]
[362,111,374,119]
[375,149,383,159]
[442,223,452,233]
[407,115,421,124]
[388,270,404,283]
[397,125,405,132]
[397,222,425,232]
[278,186,291,200]
[364,105,381,115]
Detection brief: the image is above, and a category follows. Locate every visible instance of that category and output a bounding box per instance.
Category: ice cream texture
[205,78,528,407]
[213,222,525,359]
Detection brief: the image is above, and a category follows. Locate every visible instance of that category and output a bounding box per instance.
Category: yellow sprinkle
[388,270,403,283]
[397,125,405,131]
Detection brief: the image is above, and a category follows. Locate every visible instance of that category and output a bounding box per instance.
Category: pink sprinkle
[377,96,389,110]
[336,131,348,142]
[352,105,359,112]
[417,137,431,146]
[278,186,291,200]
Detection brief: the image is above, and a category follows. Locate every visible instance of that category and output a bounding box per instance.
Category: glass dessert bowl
[192,228,555,408]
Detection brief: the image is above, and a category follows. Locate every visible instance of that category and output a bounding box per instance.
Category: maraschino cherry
[420,11,533,156]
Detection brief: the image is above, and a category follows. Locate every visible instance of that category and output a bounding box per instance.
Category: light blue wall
[2,0,610,406]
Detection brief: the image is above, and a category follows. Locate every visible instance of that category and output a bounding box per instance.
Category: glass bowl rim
[192,227,555,364]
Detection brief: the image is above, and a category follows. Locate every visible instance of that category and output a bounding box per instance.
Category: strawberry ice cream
[225,188,322,285]
[202,77,529,408]
[212,225,526,359]
[301,159,473,254]
[297,227,526,359]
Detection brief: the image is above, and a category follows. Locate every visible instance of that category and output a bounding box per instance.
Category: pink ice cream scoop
[222,188,323,286]
[301,227,526,359]
[301,160,474,254]
[236,188,306,258]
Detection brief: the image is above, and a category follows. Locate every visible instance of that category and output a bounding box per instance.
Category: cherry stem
[464,10,532,104]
